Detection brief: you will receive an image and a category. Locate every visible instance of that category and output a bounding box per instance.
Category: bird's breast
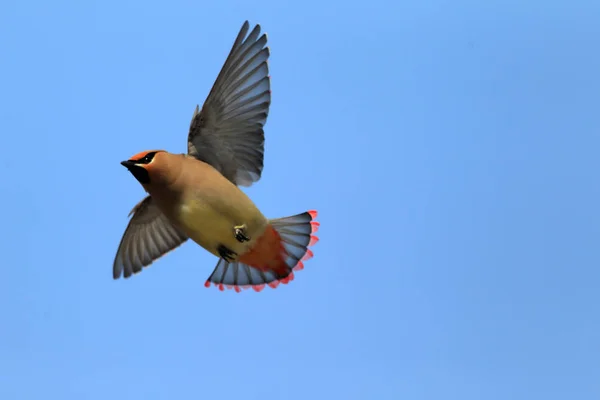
[175,195,267,259]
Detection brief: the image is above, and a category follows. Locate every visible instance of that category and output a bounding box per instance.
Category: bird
[113,21,319,292]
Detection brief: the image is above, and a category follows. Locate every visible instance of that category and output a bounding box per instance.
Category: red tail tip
[204,281,211,288]
[253,284,266,292]
[280,271,295,284]
[310,221,320,234]
[302,249,314,261]
[268,281,280,289]
[308,210,318,219]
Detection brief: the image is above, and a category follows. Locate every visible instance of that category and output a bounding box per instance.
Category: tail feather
[204,210,319,292]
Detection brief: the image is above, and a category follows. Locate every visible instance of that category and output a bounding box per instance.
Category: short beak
[121,160,136,169]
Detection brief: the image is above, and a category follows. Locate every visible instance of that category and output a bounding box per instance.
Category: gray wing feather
[113,196,188,279]
[187,21,271,187]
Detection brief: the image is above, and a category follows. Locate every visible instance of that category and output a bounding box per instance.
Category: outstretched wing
[188,21,271,187]
[113,196,188,279]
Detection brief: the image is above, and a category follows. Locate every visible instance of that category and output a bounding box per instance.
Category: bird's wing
[187,21,271,187]
[113,196,188,279]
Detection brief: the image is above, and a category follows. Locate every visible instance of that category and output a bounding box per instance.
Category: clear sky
[1,0,599,399]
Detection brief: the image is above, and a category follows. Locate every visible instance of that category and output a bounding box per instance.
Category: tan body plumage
[145,153,269,260]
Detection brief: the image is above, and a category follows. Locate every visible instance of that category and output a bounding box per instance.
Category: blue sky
[1,0,600,398]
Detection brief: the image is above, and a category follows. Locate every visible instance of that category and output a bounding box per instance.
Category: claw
[234,224,250,243]
[218,244,237,262]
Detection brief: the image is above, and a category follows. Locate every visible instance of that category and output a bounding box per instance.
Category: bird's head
[120,150,169,186]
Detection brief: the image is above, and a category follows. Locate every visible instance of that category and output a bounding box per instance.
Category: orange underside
[238,224,288,276]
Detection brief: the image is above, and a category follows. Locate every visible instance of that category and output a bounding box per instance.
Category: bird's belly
[176,200,247,258]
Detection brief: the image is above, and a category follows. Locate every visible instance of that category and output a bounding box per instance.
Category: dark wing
[113,196,188,279]
[187,21,271,187]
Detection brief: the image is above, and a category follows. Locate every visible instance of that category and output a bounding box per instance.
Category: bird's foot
[218,244,237,262]
[234,224,250,243]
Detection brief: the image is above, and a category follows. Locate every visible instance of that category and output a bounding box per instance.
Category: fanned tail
[204,210,320,292]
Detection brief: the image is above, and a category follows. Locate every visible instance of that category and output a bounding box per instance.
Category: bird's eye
[139,152,157,164]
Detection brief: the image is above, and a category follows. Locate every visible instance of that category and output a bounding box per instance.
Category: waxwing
[114,21,319,292]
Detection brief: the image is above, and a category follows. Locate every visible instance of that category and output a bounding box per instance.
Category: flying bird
[113,21,319,292]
